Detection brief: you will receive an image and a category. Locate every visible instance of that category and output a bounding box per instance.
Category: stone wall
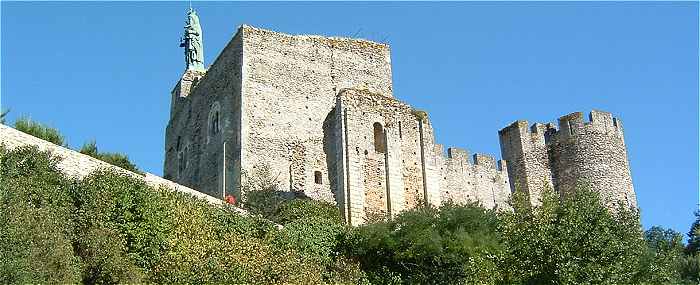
[548,111,636,208]
[0,124,229,208]
[164,30,243,199]
[335,88,510,225]
[335,89,409,225]
[499,121,556,205]
[162,24,636,225]
[437,149,511,210]
[239,25,393,204]
[499,110,637,208]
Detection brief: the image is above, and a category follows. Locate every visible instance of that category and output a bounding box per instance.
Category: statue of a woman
[180,8,204,71]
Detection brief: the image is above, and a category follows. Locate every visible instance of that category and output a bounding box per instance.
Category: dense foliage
[340,202,502,284]
[79,140,140,173]
[0,146,358,284]
[2,145,698,284]
[9,118,139,172]
[14,117,65,146]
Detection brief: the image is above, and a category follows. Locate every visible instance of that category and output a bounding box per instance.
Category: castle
[164,10,637,225]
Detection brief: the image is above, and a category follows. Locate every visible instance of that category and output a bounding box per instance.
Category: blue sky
[2,2,697,234]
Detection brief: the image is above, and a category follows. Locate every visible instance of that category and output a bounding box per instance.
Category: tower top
[180,8,205,71]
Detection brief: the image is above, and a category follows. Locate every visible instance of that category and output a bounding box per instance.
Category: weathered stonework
[164,22,637,225]
[499,110,637,208]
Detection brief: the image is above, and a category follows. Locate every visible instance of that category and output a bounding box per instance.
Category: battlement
[501,110,625,151]
[499,120,552,156]
[439,146,506,172]
[447,147,470,162]
[556,110,624,139]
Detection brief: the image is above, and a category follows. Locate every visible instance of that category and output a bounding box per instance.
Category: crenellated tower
[499,110,637,208]
[548,110,636,208]
[498,120,556,206]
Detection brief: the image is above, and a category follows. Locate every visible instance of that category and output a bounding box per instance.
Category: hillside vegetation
[1,144,699,284]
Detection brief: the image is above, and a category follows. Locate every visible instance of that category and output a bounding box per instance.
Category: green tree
[499,187,646,284]
[637,226,684,283]
[14,117,65,146]
[686,211,700,255]
[342,202,503,284]
[679,253,700,283]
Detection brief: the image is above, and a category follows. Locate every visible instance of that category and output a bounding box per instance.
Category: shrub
[275,198,343,225]
[0,145,335,284]
[74,170,166,282]
[0,146,81,283]
[342,202,503,284]
[79,140,140,173]
[14,117,65,146]
[240,164,286,219]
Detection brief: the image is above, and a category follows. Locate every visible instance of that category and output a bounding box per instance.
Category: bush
[240,164,286,219]
[0,145,338,284]
[14,117,65,146]
[275,198,343,225]
[79,140,140,173]
[0,146,81,283]
[342,202,503,284]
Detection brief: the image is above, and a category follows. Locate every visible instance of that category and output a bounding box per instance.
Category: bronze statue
[180,8,204,71]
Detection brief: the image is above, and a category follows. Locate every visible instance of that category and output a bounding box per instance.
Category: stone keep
[164,11,636,224]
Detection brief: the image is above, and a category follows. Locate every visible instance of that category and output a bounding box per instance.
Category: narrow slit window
[373,122,386,153]
[212,111,220,134]
[314,171,322,184]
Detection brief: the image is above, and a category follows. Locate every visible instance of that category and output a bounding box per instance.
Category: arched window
[178,141,189,177]
[373,122,386,153]
[314,171,322,184]
[208,102,221,143]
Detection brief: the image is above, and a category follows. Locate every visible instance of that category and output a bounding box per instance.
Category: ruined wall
[164,31,243,199]
[239,25,393,204]
[548,111,636,208]
[499,110,637,209]
[1,124,227,207]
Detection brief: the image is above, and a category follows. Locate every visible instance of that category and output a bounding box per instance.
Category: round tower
[548,110,637,208]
